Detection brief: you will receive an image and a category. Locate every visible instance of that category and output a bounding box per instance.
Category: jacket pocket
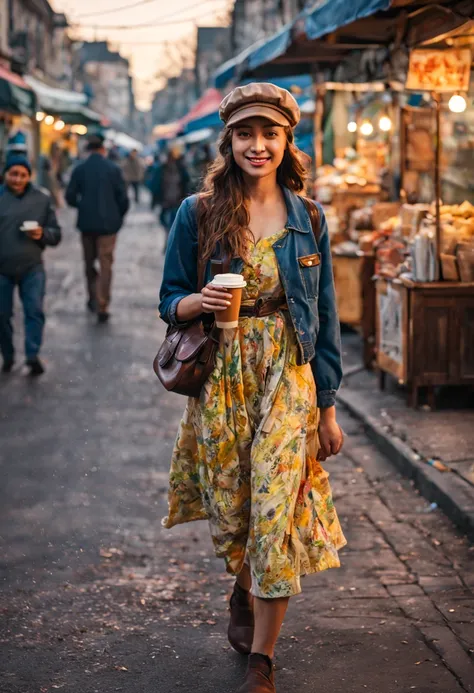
[298,253,320,267]
[298,254,321,299]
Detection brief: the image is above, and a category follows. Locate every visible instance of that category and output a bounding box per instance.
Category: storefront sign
[406,49,471,92]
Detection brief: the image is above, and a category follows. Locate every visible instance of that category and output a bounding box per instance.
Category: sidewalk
[1,201,473,693]
[340,331,474,540]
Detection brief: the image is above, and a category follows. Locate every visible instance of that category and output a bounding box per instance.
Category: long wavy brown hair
[196,126,307,262]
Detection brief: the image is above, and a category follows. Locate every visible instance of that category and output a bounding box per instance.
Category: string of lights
[74,0,228,30]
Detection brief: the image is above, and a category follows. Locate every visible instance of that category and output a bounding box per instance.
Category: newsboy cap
[219,83,300,128]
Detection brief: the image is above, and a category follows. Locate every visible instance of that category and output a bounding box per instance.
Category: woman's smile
[246,155,271,167]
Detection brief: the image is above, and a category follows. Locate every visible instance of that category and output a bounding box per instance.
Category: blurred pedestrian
[190,142,212,193]
[145,153,162,210]
[66,135,129,324]
[108,145,121,163]
[122,149,144,204]
[156,145,190,252]
[159,83,345,693]
[0,156,61,375]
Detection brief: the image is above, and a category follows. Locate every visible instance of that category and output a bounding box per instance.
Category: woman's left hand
[318,407,344,461]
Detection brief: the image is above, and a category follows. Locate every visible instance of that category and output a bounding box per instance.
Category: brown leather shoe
[236,653,275,692]
[228,582,254,655]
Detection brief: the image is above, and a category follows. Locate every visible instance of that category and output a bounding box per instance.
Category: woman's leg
[237,562,252,591]
[252,596,289,658]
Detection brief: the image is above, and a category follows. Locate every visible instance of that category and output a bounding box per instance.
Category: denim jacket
[159,186,342,408]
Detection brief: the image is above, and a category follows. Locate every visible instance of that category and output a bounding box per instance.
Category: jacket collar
[1,182,32,199]
[282,186,311,234]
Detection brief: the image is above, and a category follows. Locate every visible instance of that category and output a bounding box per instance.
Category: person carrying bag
[158,83,346,693]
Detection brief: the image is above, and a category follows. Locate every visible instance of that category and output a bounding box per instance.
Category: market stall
[25,76,101,160]
[215,1,474,394]
[0,65,37,171]
[372,44,474,406]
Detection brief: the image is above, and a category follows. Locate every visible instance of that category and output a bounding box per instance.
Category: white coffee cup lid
[21,221,38,229]
[212,273,247,289]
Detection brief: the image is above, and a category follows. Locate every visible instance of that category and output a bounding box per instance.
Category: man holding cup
[0,156,61,375]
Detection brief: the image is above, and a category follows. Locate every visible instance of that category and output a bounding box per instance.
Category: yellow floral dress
[163,228,347,598]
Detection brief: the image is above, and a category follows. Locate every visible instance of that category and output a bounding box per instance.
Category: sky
[50,0,232,109]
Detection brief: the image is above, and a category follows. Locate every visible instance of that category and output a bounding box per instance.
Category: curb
[338,387,474,542]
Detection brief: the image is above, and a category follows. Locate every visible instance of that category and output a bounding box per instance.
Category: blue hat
[3,155,31,175]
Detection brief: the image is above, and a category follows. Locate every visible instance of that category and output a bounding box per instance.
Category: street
[1,199,473,693]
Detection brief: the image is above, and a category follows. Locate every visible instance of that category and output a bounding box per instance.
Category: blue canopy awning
[214,23,294,89]
[247,23,293,71]
[213,0,393,87]
[184,109,222,134]
[303,0,391,40]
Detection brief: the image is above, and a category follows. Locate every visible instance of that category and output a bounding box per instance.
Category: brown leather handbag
[153,253,228,398]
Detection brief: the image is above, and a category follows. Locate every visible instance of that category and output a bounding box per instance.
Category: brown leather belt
[239,297,288,318]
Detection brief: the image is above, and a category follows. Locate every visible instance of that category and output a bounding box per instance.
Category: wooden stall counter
[332,250,376,368]
[376,276,474,407]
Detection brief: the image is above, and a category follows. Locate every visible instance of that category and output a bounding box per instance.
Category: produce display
[342,201,474,282]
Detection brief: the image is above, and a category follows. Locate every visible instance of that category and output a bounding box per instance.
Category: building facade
[195,26,231,97]
[231,0,309,54]
[0,0,10,66]
[151,69,196,127]
[6,0,72,86]
[78,41,135,130]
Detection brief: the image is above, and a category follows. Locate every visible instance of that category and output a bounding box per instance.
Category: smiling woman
[158,82,345,693]
[232,120,286,176]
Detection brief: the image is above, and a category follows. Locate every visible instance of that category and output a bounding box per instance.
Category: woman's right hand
[201,283,233,314]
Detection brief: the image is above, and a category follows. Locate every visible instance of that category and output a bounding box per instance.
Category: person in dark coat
[155,146,190,252]
[145,153,162,210]
[0,156,61,375]
[66,135,129,323]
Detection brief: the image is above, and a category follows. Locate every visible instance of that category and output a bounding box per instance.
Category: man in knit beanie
[0,156,61,375]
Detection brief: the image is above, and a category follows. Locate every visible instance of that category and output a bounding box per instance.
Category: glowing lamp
[360,121,374,136]
[379,115,392,132]
[71,125,88,135]
[448,94,467,113]
[347,120,357,133]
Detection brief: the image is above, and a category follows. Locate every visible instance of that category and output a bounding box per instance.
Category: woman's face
[231,117,287,181]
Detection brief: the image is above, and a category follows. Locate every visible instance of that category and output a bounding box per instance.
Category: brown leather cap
[219,83,300,128]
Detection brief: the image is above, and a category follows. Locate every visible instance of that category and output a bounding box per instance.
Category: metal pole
[433,91,442,277]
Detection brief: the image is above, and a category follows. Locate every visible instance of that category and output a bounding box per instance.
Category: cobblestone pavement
[0,200,473,693]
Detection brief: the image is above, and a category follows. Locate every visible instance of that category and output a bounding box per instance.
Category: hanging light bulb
[44,115,54,125]
[36,111,45,122]
[53,120,65,131]
[379,115,392,132]
[71,124,88,135]
[360,121,374,136]
[347,120,357,133]
[448,94,467,113]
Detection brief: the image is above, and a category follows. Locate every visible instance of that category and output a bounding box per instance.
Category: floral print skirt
[163,231,347,598]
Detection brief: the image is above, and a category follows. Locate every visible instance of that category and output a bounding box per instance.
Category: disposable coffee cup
[20,221,38,232]
[211,273,247,328]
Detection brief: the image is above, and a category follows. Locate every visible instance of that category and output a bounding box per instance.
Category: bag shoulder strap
[197,244,206,292]
[302,197,321,243]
